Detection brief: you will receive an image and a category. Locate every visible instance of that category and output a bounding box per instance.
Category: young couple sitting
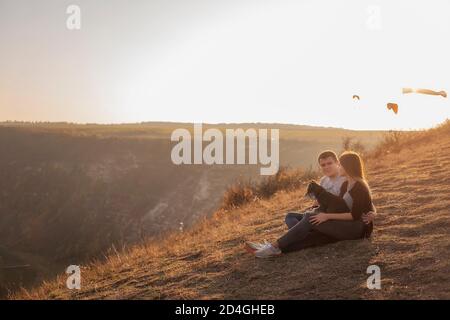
[246,150,376,258]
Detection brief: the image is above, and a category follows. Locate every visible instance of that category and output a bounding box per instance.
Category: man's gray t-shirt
[319,175,346,196]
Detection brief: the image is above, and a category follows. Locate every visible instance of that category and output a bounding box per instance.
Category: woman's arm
[311,182,373,225]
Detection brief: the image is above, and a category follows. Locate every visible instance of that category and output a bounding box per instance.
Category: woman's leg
[281,230,337,253]
[277,211,316,250]
[312,219,365,240]
[284,212,304,229]
[285,207,319,229]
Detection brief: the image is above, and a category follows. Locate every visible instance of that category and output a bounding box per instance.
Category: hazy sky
[1,0,449,129]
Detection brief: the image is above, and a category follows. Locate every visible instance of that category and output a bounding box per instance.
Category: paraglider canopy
[387,103,399,114]
[402,88,447,98]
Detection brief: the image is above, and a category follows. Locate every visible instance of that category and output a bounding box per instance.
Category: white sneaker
[255,243,282,258]
[245,240,269,253]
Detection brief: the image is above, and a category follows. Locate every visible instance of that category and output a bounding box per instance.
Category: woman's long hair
[339,151,370,191]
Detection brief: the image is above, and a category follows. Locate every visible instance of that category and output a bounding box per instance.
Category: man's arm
[310,212,353,225]
[324,213,353,221]
[362,206,376,224]
[311,199,375,225]
[323,210,375,223]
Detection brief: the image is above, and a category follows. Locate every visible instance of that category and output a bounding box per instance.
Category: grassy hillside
[0,122,383,296]
[14,120,450,299]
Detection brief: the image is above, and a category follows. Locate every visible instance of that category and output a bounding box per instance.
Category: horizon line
[1,119,442,132]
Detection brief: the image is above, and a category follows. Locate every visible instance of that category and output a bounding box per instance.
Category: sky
[1,0,449,130]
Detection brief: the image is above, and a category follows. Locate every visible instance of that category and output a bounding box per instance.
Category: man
[284,150,346,229]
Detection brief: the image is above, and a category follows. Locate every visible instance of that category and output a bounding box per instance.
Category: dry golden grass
[12,120,450,300]
[220,166,318,210]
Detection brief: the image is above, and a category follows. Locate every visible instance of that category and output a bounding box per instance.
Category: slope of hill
[0,123,383,295]
[15,121,450,299]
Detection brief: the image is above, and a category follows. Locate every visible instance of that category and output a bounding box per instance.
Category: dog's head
[305,180,324,200]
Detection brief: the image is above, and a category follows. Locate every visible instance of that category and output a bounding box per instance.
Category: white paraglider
[402,88,447,98]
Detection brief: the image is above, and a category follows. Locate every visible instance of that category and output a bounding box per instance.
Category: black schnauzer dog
[305,181,349,213]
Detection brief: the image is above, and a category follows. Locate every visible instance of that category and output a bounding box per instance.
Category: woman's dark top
[339,180,374,238]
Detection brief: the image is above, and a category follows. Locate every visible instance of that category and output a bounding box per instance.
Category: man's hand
[362,211,376,225]
[309,213,329,225]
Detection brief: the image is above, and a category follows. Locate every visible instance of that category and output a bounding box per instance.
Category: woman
[250,151,375,258]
